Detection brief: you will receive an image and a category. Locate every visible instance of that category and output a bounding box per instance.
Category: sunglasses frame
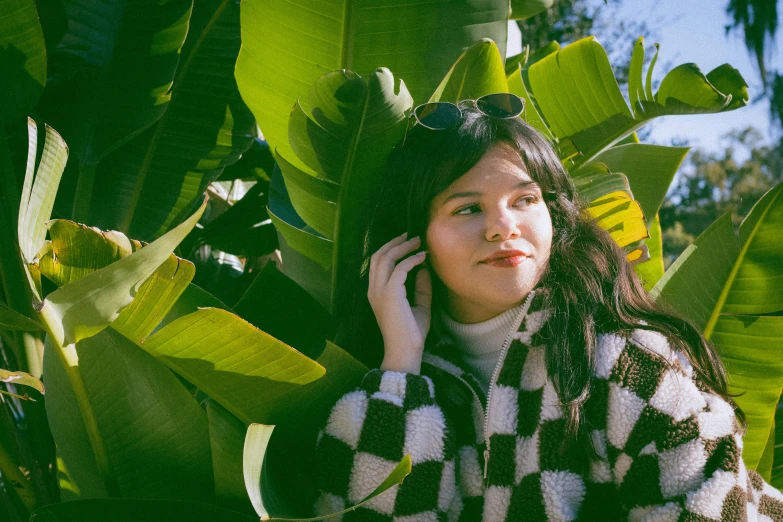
[410,93,527,131]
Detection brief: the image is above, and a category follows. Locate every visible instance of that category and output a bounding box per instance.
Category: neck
[443,291,531,323]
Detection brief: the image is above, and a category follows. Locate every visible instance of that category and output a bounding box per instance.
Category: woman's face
[426,143,553,323]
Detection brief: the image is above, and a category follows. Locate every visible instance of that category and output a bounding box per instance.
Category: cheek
[425,223,470,280]
[533,209,554,254]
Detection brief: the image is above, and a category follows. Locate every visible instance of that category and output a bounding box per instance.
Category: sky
[506,0,782,155]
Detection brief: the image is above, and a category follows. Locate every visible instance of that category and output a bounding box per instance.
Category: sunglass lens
[476,93,525,119]
[414,102,462,130]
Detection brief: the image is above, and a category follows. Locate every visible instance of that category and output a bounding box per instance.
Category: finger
[388,251,427,288]
[413,266,432,312]
[377,237,422,282]
[375,232,409,259]
[370,232,408,287]
[385,236,422,262]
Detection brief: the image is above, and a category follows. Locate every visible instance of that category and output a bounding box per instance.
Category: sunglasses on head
[410,93,526,130]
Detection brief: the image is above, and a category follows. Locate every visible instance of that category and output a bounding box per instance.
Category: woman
[312,95,783,521]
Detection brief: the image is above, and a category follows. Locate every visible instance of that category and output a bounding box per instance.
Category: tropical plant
[0,0,778,520]
[261,34,747,315]
[652,180,783,480]
[10,117,392,520]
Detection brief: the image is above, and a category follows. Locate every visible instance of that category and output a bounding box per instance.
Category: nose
[485,207,521,241]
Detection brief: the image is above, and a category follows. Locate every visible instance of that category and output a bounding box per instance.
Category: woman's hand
[368,233,432,374]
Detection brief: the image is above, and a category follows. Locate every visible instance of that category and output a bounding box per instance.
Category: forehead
[444,143,533,192]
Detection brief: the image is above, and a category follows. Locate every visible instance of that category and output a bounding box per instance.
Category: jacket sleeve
[602,328,783,521]
[312,368,459,520]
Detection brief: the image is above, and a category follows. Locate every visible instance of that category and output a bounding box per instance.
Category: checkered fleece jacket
[313,290,783,521]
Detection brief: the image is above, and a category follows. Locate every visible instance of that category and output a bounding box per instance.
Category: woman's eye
[453,196,538,215]
[516,195,538,206]
[454,204,480,215]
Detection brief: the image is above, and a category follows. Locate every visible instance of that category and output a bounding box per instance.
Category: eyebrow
[440,181,541,205]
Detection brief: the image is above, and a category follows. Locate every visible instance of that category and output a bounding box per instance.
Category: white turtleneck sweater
[438,301,526,394]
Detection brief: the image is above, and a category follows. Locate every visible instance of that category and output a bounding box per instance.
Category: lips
[481,249,529,263]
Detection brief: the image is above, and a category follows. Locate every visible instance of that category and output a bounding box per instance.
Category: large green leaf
[525,36,748,167]
[38,198,206,346]
[273,68,412,311]
[429,39,509,103]
[33,216,356,430]
[233,262,335,361]
[235,0,509,159]
[36,0,192,166]
[43,330,212,501]
[727,183,783,315]
[39,220,143,287]
[650,211,739,333]
[507,64,554,140]
[33,211,372,506]
[587,144,690,221]
[633,213,664,291]
[0,0,46,124]
[205,399,254,513]
[37,219,197,343]
[768,402,783,489]
[141,308,325,425]
[88,0,256,241]
[712,315,783,469]
[31,499,256,522]
[267,166,334,305]
[652,182,783,471]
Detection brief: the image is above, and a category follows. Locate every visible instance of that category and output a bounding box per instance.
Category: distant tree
[659,127,783,265]
[725,0,782,140]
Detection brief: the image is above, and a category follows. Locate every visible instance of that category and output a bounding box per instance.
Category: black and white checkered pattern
[313,290,783,520]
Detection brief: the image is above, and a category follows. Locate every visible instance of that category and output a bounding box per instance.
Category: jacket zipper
[482,290,536,486]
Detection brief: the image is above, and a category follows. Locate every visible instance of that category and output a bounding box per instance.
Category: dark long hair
[334,102,741,445]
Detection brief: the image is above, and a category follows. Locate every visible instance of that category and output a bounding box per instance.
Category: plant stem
[58,341,120,497]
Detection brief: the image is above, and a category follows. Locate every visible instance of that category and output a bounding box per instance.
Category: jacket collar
[421,287,550,409]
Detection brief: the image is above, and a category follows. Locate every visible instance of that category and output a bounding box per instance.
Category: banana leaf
[522,36,747,167]
[43,330,213,501]
[429,39,509,103]
[205,399,255,514]
[273,68,412,311]
[769,402,783,489]
[235,0,510,159]
[587,144,690,222]
[652,182,783,473]
[0,0,46,125]
[35,0,192,167]
[87,0,257,240]
[633,213,664,291]
[34,214,368,501]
